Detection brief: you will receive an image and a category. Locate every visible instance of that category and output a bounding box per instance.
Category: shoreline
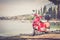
[0,34,60,40]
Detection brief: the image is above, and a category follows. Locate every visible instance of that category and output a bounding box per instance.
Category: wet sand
[0,34,60,40]
[20,34,60,38]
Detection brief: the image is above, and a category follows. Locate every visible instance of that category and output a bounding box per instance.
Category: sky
[0,0,54,16]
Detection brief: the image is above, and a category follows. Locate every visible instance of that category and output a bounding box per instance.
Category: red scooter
[32,20,50,36]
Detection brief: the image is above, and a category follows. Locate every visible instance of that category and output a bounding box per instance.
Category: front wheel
[33,29,38,36]
[33,29,35,36]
